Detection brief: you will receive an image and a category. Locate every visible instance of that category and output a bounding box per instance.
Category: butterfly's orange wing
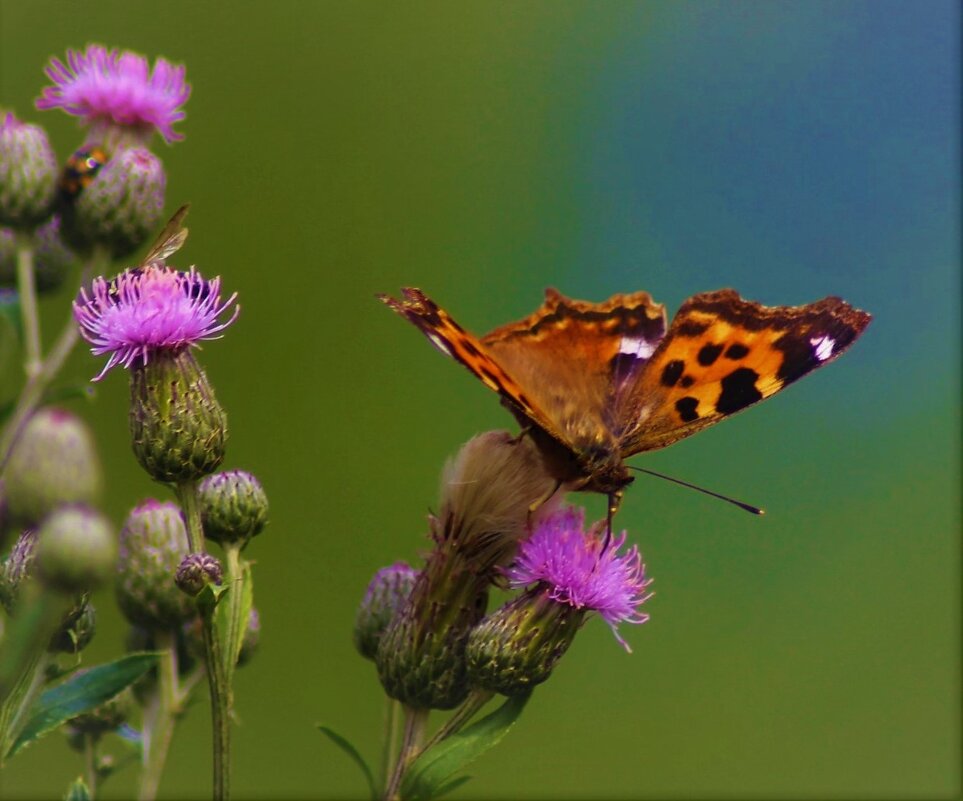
[615,289,872,454]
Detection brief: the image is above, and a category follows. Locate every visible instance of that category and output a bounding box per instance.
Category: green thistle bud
[67,684,132,736]
[0,113,57,229]
[50,597,97,654]
[353,562,417,661]
[198,470,268,546]
[174,552,222,596]
[65,147,165,259]
[129,350,227,484]
[116,500,194,628]
[466,589,583,696]
[3,407,102,526]
[237,607,260,667]
[34,506,116,595]
[375,431,556,709]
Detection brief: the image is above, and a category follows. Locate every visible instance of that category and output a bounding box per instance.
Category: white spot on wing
[427,332,453,357]
[810,335,835,361]
[619,336,656,360]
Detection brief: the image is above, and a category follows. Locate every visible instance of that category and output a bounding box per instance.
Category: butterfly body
[380,286,871,500]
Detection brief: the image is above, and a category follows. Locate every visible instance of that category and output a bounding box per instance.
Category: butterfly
[379,287,871,511]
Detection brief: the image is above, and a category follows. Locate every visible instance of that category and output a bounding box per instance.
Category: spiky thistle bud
[0,113,57,229]
[116,500,194,628]
[175,552,222,596]
[198,470,268,546]
[34,505,116,595]
[63,147,165,259]
[50,597,96,653]
[376,431,557,709]
[467,507,653,696]
[129,350,228,484]
[354,562,418,661]
[3,407,102,526]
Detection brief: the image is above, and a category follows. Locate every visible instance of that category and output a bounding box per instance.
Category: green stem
[0,253,98,472]
[175,481,205,554]
[15,238,41,378]
[201,614,231,801]
[380,697,402,791]
[175,479,231,800]
[420,689,493,754]
[383,705,429,801]
[84,734,98,799]
[137,630,179,801]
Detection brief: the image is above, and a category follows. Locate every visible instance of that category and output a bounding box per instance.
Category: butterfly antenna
[628,467,765,516]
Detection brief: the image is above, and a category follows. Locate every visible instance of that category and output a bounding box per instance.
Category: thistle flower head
[74,264,238,380]
[36,45,190,146]
[354,562,418,661]
[505,507,653,651]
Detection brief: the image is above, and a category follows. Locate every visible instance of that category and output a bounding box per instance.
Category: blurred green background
[1,1,959,798]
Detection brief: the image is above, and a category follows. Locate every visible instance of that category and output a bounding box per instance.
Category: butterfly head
[573,433,634,495]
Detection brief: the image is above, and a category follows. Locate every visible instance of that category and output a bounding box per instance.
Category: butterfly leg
[527,480,562,530]
[604,491,624,546]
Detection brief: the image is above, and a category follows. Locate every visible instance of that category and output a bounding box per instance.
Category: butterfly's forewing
[615,289,872,454]
[141,204,190,267]
[378,288,564,439]
[480,288,666,446]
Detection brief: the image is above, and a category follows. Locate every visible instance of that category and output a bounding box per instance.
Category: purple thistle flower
[73,264,239,380]
[505,506,653,651]
[36,45,190,145]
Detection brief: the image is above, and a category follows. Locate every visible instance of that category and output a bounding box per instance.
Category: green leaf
[218,558,253,674]
[317,725,377,801]
[196,582,228,616]
[432,774,472,798]
[8,652,159,758]
[401,692,531,801]
[63,777,91,801]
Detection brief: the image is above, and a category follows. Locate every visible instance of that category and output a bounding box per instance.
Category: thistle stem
[84,734,98,799]
[421,689,494,753]
[175,479,231,800]
[0,252,98,472]
[15,238,41,378]
[383,705,428,801]
[137,630,180,801]
[380,697,402,790]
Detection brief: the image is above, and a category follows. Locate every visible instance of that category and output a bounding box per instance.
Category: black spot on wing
[679,375,695,388]
[661,360,684,387]
[460,339,481,357]
[675,396,699,422]
[717,368,762,414]
[725,343,749,360]
[697,343,723,366]
[610,352,645,383]
[675,320,710,337]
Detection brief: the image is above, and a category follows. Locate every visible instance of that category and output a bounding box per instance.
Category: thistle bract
[0,113,58,229]
[36,44,190,148]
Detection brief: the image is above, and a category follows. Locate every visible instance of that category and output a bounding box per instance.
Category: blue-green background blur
[1,1,959,798]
